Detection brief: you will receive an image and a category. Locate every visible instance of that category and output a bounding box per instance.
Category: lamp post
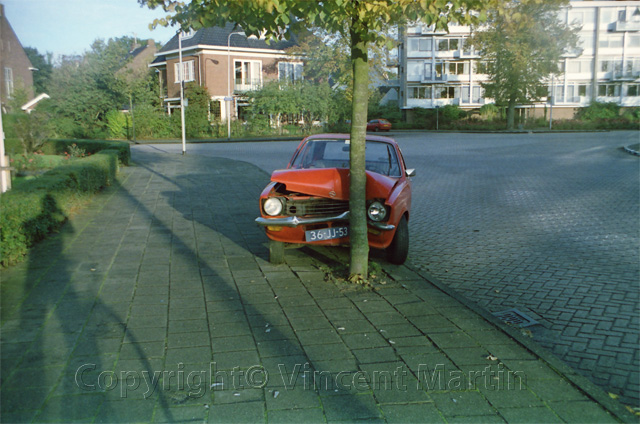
[549,74,554,130]
[0,104,8,193]
[178,30,187,155]
[227,31,244,140]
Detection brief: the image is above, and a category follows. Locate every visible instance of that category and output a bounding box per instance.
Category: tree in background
[44,36,159,139]
[24,47,53,94]
[470,0,579,129]
[140,0,493,278]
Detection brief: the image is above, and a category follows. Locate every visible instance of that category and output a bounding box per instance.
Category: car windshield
[290,139,402,177]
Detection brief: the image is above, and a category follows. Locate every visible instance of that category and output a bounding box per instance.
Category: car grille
[284,198,348,217]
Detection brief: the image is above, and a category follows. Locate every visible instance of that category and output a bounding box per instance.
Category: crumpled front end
[256,168,398,249]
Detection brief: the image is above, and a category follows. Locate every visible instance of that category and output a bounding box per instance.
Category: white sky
[2,0,179,58]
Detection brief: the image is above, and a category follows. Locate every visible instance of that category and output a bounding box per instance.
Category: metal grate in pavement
[493,308,539,328]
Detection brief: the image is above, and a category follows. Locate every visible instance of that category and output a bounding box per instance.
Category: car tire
[269,239,285,264]
[387,215,409,265]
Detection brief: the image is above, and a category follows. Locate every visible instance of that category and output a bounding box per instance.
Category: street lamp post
[0,104,8,193]
[227,31,244,141]
[178,30,187,155]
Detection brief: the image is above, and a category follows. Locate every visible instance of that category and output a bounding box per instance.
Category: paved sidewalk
[0,151,633,423]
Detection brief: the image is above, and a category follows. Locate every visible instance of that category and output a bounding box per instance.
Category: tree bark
[506,98,516,130]
[348,24,370,278]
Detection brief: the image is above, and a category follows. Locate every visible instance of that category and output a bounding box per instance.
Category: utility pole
[0,105,9,193]
[178,30,187,155]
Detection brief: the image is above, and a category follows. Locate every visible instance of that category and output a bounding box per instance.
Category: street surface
[135,130,639,406]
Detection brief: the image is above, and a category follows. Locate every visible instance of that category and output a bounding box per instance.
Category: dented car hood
[271,168,397,200]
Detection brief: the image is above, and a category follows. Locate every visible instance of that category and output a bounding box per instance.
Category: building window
[408,86,432,99]
[235,60,262,91]
[567,59,592,74]
[278,62,303,82]
[435,85,458,99]
[4,67,13,98]
[437,38,459,52]
[407,60,423,81]
[600,58,623,73]
[598,84,620,97]
[628,85,640,97]
[599,35,624,49]
[409,38,432,52]
[448,62,469,75]
[174,60,195,83]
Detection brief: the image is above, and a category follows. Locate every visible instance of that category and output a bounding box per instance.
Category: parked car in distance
[256,133,414,265]
[366,119,392,132]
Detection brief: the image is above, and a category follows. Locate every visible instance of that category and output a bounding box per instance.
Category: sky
[2,0,180,59]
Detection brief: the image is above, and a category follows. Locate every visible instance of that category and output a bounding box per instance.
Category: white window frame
[4,67,13,98]
[278,62,303,82]
[174,60,195,83]
[234,60,262,89]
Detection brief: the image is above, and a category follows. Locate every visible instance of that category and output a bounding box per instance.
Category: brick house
[0,3,34,107]
[149,23,302,121]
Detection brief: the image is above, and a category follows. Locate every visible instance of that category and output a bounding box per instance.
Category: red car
[256,134,414,264]
[366,119,392,132]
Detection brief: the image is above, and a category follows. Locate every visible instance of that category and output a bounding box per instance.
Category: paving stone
[94,398,156,422]
[35,393,105,422]
[430,391,497,417]
[380,403,444,423]
[266,407,325,423]
[320,394,382,421]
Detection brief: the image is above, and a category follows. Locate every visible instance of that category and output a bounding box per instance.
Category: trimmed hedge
[42,139,131,165]
[0,149,121,267]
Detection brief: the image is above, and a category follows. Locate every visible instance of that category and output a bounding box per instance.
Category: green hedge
[0,150,121,267]
[42,139,131,165]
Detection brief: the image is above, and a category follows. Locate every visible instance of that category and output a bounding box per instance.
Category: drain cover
[493,308,539,327]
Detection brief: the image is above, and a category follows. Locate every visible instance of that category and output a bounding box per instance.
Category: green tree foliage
[13,110,53,154]
[470,0,579,129]
[24,47,53,94]
[140,0,494,277]
[45,36,159,139]
[247,81,332,131]
[184,82,212,138]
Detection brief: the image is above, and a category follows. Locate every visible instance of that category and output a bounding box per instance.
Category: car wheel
[387,215,409,265]
[269,240,285,264]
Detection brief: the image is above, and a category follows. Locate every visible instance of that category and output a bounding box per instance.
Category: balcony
[234,79,262,93]
[609,20,640,32]
[454,50,479,59]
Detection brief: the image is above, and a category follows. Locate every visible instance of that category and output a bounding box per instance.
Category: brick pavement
[135,133,640,408]
[0,150,633,422]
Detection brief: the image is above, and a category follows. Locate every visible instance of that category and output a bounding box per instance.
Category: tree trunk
[506,98,516,130]
[348,25,370,278]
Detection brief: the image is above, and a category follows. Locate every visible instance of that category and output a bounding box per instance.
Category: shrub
[42,140,131,165]
[106,109,129,139]
[576,102,620,121]
[0,150,120,266]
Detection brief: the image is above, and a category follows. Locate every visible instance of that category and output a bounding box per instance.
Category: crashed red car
[256,134,414,264]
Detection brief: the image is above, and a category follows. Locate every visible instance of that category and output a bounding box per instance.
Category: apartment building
[150,23,302,121]
[398,1,640,120]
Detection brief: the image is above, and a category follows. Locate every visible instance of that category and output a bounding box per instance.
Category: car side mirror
[406,169,416,177]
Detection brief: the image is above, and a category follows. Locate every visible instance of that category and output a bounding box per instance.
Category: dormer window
[181,29,195,40]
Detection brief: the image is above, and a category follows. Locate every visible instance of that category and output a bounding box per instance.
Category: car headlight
[263,197,284,216]
[367,201,387,222]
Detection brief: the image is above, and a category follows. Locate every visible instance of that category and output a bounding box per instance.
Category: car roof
[304,133,397,145]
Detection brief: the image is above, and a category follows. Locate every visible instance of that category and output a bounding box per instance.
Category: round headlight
[367,201,387,222]
[263,197,284,216]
